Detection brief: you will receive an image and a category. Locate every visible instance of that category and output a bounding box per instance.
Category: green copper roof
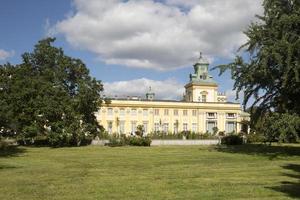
[188,52,217,85]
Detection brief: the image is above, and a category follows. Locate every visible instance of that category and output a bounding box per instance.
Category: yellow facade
[96,53,250,135]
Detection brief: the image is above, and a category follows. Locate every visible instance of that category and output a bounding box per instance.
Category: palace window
[119,108,125,116]
[143,109,148,116]
[226,113,236,118]
[107,121,113,134]
[207,112,216,119]
[183,110,188,116]
[183,123,188,131]
[143,121,148,134]
[202,95,207,102]
[173,122,178,134]
[192,110,197,116]
[131,109,137,116]
[206,121,217,133]
[163,123,169,133]
[119,121,125,134]
[173,109,178,116]
[192,123,197,132]
[107,108,113,116]
[154,123,160,132]
[164,109,169,116]
[154,109,159,116]
[226,121,236,133]
[131,121,137,134]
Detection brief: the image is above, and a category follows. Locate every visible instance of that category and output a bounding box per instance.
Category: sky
[0,0,263,102]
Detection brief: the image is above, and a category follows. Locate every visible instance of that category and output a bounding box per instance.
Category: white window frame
[207,112,217,119]
[131,109,137,116]
[154,123,160,132]
[163,123,169,133]
[119,108,125,116]
[164,109,169,116]
[119,121,125,134]
[192,123,197,132]
[143,109,148,116]
[183,123,188,131]
[107,108,113,116]
[173,109,178,116]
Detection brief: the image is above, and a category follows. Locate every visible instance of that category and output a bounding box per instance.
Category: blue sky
[0,0,263,102]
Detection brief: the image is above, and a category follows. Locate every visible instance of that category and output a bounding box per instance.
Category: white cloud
[225,89,237,102]
[0,49,14,61]
[53,0,263,70]
[104,78,184,100]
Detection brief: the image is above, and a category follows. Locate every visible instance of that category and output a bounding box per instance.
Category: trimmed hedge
[107,136,151,147]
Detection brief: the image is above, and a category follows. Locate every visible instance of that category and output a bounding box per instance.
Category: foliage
[0,137,17,150]
[212,127,219,135]
[246,133,265,144]
[258,113,300,144]
[221,135,243,145]
[218,131,225,137]
[213,0,300,119]
[127,136,151,146]
[0,38,104,146]
[148,131,218,140]
[135,125,144,137]
[107,135,151,147]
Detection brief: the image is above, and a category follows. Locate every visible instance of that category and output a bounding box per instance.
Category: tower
[146,86,155,101]
[185,52,218,102]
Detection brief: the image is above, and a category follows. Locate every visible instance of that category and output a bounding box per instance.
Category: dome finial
[196,51,209,64]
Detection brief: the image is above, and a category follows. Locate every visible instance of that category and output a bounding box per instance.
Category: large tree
[0,38,103,146]
[215,0,300,118]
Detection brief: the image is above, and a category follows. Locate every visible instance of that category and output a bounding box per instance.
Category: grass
[1,144,300,200]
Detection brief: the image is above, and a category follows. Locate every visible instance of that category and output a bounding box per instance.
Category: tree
[0,38,104,146]
[135,125,144,137]
[214,0,300,119]
[259,113,300,144]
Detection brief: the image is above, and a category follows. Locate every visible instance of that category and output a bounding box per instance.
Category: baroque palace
[96,53,250,135]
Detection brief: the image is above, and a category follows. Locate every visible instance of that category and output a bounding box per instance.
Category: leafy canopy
[0,38,103,146]
[214,0,300,116]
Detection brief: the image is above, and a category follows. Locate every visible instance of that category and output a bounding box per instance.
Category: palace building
[96,53,250,135]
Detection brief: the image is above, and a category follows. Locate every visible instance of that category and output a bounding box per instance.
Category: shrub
[127,136,151,146]
[107,135,151,147]
[33,135,49,146]
[259,113,300,144]
[246,133,265,144]
[221,135,243,145]
[107,136,126,147]
[0,138,17,150]
[218,131,225,137]
[148,131,218,140]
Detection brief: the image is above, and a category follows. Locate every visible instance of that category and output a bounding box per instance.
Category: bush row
[148,131,219,140]
[107,135,151,147]
[16,134,93,147]
[221,135,244,145]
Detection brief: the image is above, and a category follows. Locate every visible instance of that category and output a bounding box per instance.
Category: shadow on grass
[214,144,300,160]
[268,164,300,198]
[0,146,26,158]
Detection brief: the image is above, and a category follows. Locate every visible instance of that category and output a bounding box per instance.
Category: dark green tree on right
[215,0,300,116]
[214,0,300,142]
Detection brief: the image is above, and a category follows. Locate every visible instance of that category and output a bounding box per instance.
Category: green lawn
[1,144,300,200]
